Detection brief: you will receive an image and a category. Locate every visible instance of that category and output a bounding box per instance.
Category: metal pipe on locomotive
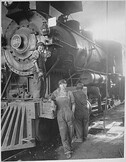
[1,1,125,152]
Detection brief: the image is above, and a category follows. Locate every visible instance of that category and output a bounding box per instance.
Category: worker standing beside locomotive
[73,83,89,142]
[50,79,75,159]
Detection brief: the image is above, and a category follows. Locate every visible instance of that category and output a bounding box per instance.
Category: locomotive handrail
[79,68,123,76]
[54,37,78,50]
[56,19,103,50]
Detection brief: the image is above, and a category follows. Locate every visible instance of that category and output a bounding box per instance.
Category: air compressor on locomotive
[1,1,125,152]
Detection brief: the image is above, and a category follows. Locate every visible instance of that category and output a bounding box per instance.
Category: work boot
[66,153,72,159]
[75,138,83,142]
[72,137,77,143]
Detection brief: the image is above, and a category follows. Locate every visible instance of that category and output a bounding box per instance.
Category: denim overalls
[51,89,75,154]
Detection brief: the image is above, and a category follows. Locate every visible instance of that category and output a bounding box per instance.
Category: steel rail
[3,150,27,161]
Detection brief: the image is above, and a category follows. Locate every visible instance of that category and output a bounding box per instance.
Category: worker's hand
[46,93,52,100]
[52,110,57,117]
[72,111,75,120]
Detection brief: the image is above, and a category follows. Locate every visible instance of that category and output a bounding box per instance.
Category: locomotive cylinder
[80,71,106,85]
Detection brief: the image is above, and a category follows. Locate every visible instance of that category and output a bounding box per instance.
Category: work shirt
[51,88,75,112]
[73,89,88,119]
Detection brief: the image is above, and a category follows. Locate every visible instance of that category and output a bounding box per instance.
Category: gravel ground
[2,103,125,161]
[56,104,125,160]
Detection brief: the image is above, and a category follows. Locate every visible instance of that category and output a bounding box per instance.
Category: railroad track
[2,135,61,161]
[2,149,27,161]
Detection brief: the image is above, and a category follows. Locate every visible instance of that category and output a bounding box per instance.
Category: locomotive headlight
[48,17,57,28]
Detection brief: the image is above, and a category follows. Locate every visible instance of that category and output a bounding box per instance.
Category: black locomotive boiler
[1,1,124,152]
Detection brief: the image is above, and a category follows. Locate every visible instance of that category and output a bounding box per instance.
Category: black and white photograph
[1,0,125,161]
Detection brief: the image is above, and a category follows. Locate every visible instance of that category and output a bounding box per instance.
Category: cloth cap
[58,79,67,85]
[76,83,83,89]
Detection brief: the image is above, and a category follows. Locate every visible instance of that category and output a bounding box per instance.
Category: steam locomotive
[1,1,124,152]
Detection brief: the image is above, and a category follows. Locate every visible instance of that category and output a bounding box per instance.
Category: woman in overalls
[51,79,75,159]
[73,83,89,142]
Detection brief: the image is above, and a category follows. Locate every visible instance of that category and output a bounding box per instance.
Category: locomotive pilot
[50,79,75,159]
